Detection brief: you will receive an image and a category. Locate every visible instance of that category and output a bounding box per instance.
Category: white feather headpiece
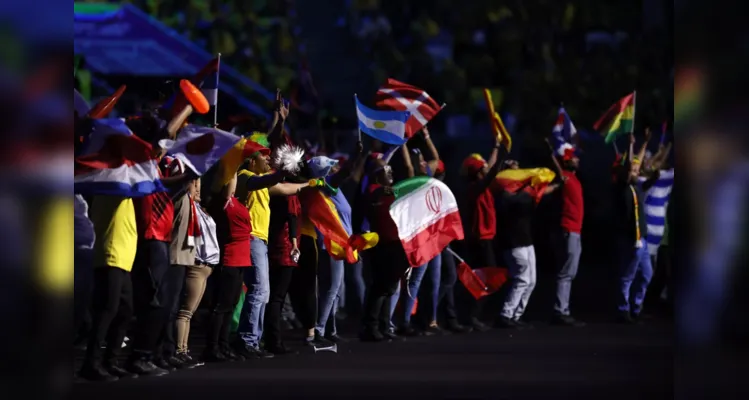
[273,144,305,174]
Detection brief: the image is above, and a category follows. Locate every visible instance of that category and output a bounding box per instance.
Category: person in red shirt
[205,173,253,362]
[127,153,195,376]
[359,158,410,342]
[459,139,503,332]
[553,147,586,327]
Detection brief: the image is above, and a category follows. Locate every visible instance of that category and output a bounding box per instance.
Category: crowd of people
[345,0,670,131]
[74,80,674,384]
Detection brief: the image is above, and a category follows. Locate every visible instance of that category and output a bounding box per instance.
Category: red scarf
[187,197,202,247]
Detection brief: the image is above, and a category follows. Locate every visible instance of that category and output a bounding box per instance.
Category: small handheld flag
[355,95,410,145]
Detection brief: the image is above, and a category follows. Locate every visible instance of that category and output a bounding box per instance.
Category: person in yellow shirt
[79,196,139,382]
[233,140,311,358]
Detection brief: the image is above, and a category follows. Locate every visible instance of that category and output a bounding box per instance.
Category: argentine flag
[355,96,410,145]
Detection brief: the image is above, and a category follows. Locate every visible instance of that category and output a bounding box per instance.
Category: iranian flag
[389,177,464,266]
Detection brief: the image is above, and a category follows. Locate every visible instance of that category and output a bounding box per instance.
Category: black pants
[207,266,245,351]
[130,240,171,360]
[264,265,295,346]
[289,235,318,332]
[362,241,408,334]
[457,239,496,323]
[74,247,94,341]
[154,265,186,359]
[438,245,459,322]
[84,267,133,366]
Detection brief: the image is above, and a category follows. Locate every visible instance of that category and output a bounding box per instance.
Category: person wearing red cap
[460,138,503,331]
[233,137,310,358]
[553,146,586,327]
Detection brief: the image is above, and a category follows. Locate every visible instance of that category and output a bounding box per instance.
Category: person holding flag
[495,160,562,329]
[359,158,409,342]
[550,107,586,327]
[459,139,503,332]
[612,133,661,323]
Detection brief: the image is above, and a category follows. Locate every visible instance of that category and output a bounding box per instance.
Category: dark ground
[73,319,672,400]
[73,250,676,399]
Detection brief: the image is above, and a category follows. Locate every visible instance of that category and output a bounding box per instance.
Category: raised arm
[267,89,289,144]
[329,140,365,188]
[245,171,286,192]
[636,127,651,164]
[402,143,415,178]
[268,182,310,196]
[486,139,500,169]
[422,126,441,173]
[640,168,661,192]
[477,142,503,190]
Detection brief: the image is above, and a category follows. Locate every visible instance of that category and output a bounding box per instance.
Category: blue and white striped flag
[640,169,674,255]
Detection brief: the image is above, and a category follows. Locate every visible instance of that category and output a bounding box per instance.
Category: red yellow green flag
[594,92,636,144]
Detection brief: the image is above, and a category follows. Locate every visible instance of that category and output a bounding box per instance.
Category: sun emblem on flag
[425,186,442,214]
[373,121,387,129]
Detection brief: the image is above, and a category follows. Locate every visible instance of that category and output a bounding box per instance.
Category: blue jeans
[345,259,366,314]
[554,232,582,316]
[437,246,458,321]
[315,255,344,337]
[400,254,441,325]
[387,281,400,332]
[420,254,442,323]
[239,236,270,348]
[617,238,653,315]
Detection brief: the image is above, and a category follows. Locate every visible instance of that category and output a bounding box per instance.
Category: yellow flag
[212,136,248,193]
[483,89,512,152]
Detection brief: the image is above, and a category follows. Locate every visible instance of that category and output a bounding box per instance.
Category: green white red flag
[389,177,464,266]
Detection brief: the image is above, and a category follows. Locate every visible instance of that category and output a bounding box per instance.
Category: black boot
[125,355,169,377]
[446,319,469,333]
[79,361,118,382]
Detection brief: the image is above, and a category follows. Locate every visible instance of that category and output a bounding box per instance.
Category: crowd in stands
[345,0,671,133]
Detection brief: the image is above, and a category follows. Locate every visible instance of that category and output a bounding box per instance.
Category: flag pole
[444,247,466,264]
[629,90,637,163]
[213,53,221,128]
[354,93,362,142]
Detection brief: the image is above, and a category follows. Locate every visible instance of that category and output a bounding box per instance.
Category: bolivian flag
[482,89,512,152]
[594,92,636,144]
[299,189,379,264]
[493,167,556,203]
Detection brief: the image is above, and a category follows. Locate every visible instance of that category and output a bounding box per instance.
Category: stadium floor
[73,318,672,400]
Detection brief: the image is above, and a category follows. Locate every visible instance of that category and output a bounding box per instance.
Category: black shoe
[445,320,469,333]
[104,361,138,379]
[309,334,335,348]
[247,346,275,359]
[382,330,404,341]
[266,342,296,355]
[170,354,197,369]
[221,346,244,361]
[494,316,521,329]
[152,357,176,371]
[79,363,119,382]
[617,311,636,324]
[631,313,646,324]
[324,334,347,343]
[424,325,447,336]
[397,326,421,337]
[177,352,203,367]
[552,315,586,327]
[359,330,386,342]
[125,358,169,377]
[471,318,490,332]
[202,348,228,363]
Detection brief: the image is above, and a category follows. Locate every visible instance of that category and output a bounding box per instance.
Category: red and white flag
[375,78,442,138]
